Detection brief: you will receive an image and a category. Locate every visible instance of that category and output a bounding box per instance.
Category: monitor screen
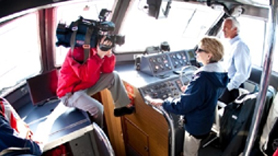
[187,49,196,60]
[27,69,58,106]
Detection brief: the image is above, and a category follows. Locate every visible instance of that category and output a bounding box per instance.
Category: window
[55,0,116,66]
[0,13,41,95]
[238,16,266,67]
[115,0,223,53]
[236,15,278,74]
[272,28,278,73]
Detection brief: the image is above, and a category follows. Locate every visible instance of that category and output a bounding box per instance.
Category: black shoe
[114,106,135,117]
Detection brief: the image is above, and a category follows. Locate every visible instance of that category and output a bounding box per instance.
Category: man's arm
[227,42,252,91]
[97,37,116,73]
[67,48,104,80]
[68,37,116,80]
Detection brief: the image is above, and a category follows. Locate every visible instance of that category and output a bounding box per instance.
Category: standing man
[219,17,252,104]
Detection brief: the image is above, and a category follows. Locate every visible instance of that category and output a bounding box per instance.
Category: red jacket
[274,148,278,156]
[57,47,116,98]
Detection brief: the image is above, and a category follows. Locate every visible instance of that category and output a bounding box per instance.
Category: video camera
[56,8,125,51]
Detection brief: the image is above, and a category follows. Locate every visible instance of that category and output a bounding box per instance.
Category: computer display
[26,69,58,106]
[186,49,196,60]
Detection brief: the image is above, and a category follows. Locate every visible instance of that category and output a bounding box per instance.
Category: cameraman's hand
[97,37,113,58]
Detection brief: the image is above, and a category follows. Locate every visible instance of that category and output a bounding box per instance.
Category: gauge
[176,53,182,59]
[157,57,162,62]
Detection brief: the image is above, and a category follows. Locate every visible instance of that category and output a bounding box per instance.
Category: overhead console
[139,49,196,77]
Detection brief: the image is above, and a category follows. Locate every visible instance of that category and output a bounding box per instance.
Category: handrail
[156,106,175,156]
[243,0,277,155]
[92,122,115,156]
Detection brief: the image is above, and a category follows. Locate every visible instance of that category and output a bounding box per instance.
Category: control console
[139,49,195,77]
[140,53,172,76]
[139,72,193,100]
[168,50,189,70]
[137,48,198,102]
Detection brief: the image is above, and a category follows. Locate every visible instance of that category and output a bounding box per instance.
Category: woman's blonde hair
[199,36,224,62]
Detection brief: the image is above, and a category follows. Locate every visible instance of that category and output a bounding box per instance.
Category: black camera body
[56,9,124,51]
[99,34,125,51]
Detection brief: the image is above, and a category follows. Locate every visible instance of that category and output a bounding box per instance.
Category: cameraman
[57,37,135,128]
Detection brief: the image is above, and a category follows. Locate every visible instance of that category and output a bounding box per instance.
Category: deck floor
[199,133,223,156]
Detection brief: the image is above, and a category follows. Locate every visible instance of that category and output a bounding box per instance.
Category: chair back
[0,147,35,156]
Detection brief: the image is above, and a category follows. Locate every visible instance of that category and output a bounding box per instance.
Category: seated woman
[0,98,43,156]
[145,36,228,156]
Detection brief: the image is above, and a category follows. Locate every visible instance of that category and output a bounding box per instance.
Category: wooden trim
[100,89,126,156]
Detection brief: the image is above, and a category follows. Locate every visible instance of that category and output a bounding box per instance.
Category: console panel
[139,49,196,77]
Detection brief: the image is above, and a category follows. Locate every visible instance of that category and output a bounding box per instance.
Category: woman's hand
[181,85,188,92]
[144,96,163,107]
